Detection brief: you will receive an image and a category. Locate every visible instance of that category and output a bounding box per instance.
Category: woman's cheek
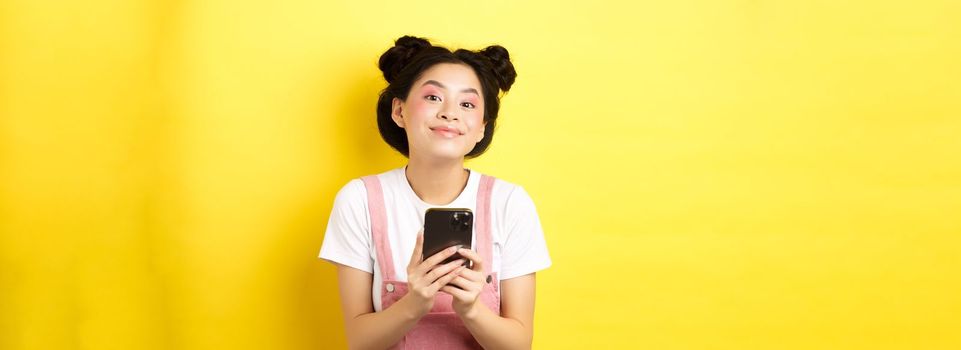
[465,111,484,128]
[407,100,434,120]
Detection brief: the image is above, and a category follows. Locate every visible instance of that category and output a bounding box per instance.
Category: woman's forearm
[459,303,532,350]
[344,295,424,350]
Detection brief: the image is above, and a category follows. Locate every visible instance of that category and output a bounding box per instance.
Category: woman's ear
[391,97,406,128]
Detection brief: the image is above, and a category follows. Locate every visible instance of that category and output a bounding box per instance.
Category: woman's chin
[433,150,469,160]
[414,145,470,161]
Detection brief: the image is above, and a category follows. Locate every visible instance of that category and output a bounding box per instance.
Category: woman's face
[391,63,486,161]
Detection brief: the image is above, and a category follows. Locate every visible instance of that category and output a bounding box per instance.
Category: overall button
[386,283,395,292]
[486,275,493,284]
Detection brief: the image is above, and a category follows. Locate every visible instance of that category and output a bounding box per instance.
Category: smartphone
[422,208,473,268]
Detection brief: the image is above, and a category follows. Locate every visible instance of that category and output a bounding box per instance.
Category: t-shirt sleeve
[318,179,373,273]
[499,185,552,280]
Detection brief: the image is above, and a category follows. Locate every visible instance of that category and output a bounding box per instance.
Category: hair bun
[378,36,432,83]
[479,45,517,92]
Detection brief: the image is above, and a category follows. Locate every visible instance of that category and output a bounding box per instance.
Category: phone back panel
[423,208,473,265]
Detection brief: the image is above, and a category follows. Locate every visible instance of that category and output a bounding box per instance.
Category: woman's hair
[376,35,517,158]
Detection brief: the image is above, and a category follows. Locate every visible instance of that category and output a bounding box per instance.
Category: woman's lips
[430,126,462,138]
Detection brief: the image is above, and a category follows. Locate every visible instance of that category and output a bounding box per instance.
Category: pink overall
[361,175,502,349]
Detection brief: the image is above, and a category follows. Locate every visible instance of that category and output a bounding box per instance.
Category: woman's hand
[442,248,488,318]
[403,230,467,317]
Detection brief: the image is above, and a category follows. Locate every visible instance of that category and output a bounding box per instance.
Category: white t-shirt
[319,167,552,311]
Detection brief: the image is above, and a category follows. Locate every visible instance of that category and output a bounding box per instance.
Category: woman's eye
[425,95,441,102]
[461,102,475,109]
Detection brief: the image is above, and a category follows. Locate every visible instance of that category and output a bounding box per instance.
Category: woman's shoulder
[483,174,537,210]
[333,167,406,204]
[338,168,402,192]
[331,178,367,212]
[489,175,520,194]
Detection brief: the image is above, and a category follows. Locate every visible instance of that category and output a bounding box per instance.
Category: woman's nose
[439,109,459,121]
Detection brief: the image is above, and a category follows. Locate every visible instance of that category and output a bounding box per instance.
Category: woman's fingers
[456,248,484,273]
[452,266,482,283]
[431,265,466,291]
[445,275,478,292]
[422,258,465,285]
[441,284,471,299]
[417,245,461,274]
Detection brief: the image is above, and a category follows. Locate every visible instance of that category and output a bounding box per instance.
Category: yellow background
[1,0,959,349]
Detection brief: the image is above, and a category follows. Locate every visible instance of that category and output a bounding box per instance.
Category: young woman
[319,36,551,350]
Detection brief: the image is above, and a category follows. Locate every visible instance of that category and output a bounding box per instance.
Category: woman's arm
[334,264,421,350]
[443,248,536,350]
[335,232,466,350]
[458,273,537,350]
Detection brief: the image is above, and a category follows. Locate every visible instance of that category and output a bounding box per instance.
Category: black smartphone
[423,208,473,268]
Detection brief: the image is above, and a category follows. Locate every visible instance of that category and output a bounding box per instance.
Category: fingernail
[449,246,458,253]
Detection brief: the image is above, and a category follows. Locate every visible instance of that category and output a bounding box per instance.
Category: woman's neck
[405,156,469,206]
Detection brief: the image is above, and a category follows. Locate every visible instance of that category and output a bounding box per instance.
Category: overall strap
[475,175,496,276]
[361,175,397,281]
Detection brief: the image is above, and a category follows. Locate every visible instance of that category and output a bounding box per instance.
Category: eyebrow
[421,80,479,96]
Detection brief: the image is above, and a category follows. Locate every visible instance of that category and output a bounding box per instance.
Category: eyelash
[425,95,476,109]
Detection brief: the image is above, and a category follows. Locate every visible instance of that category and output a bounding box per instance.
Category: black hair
[376,35,517,158]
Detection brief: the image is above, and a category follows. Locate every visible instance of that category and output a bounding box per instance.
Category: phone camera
[450,212,472,231]
[450,213,459,231]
